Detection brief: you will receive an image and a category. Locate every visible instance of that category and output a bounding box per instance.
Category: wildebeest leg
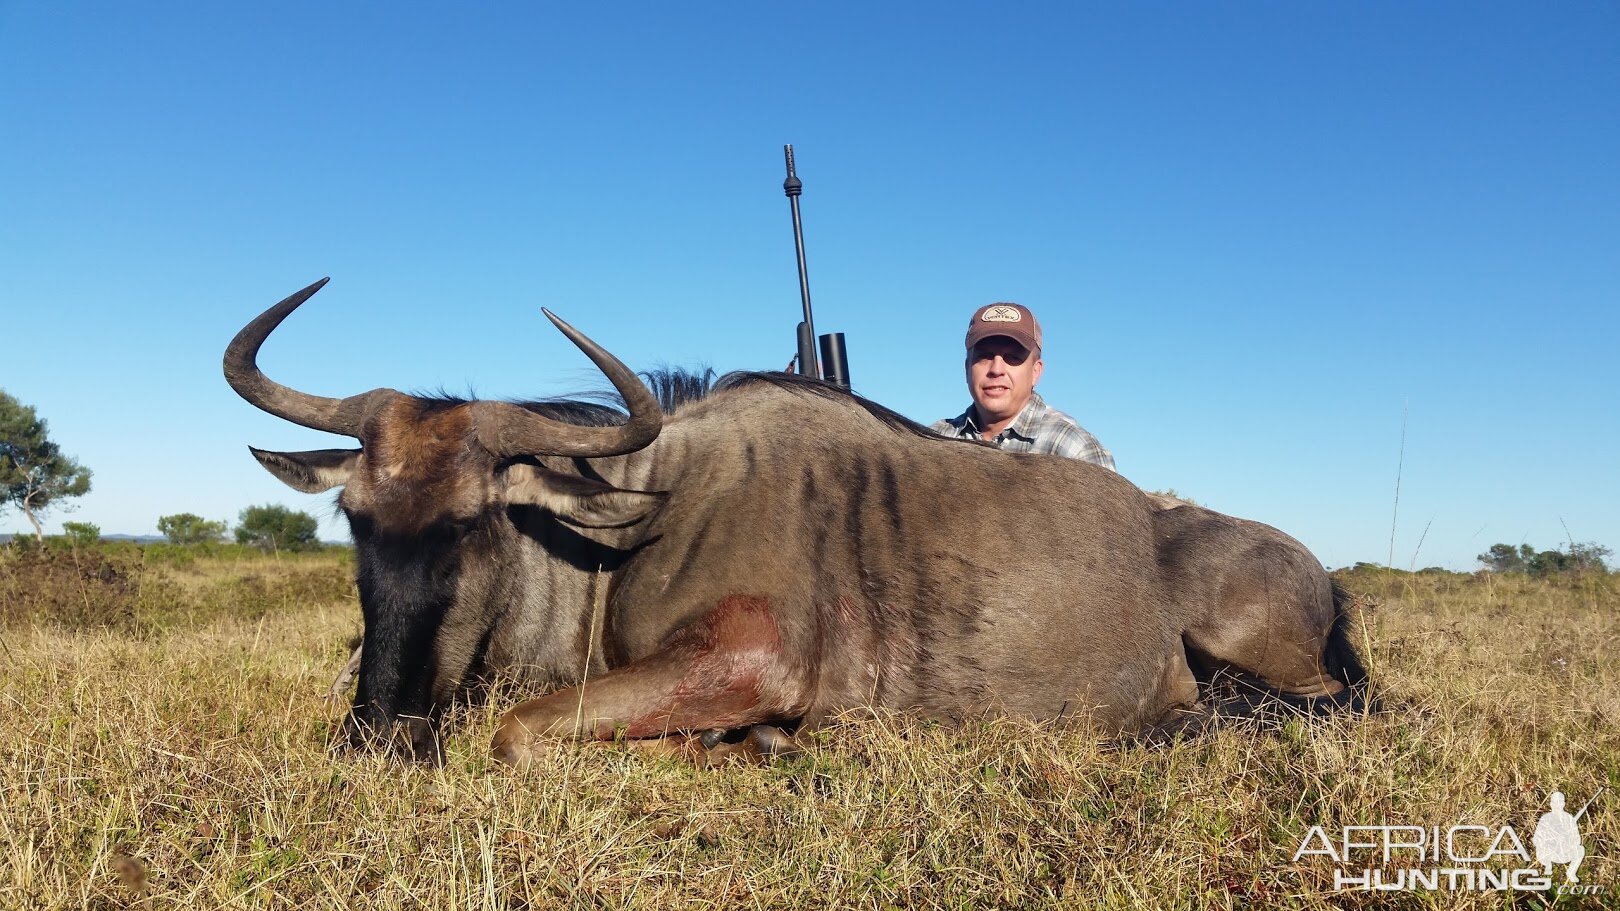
[609,725,804,767]
[491,595,807,768]
[610,733,710,763]
[1140,648,1207,743]
[700,724,804,763]
[1154,506,1366,714]
[1183,578,1350,702]
[1186,624,1350,700]
[1141,704,1217,745]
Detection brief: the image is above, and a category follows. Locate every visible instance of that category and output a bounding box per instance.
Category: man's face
[966,336,1043,427]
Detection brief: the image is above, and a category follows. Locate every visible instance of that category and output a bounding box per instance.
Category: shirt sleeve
[1045,424,1116,471]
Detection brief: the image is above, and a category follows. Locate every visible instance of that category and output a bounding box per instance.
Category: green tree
[1567,541,1613,574]
[235,504,319,552]
[157,512,229,545]
[1529,541,1612,578]
[1484,540,1613,578]
[59,521,100,545]
[0,390,93,542]
[1527,549,1569,578]
[1477,543,1533,573]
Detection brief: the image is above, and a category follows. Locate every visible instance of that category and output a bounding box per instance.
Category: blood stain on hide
[623,594,792,737]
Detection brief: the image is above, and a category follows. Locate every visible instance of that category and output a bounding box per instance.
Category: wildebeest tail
[1324,581,1371,707]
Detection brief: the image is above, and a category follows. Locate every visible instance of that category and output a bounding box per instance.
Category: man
[930,302,1115,469]
[1533,791,1586,884]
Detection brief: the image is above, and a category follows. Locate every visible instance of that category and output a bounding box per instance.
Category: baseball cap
[965,302,1041,353]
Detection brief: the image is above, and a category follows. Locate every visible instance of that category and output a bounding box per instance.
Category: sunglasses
[969,343,1031,367]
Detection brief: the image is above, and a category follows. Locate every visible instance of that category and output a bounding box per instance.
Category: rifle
[1574,786,1606,822]
[782,145,850,388]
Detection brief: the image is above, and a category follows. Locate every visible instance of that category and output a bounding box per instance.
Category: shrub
[235,504,320,552]
[59,521,100,545]
[157,512,228,545]
[1478,540,1612,578]
[0,544,148,629]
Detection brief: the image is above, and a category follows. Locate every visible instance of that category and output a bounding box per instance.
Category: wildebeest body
[579,386,1182,731]
[226,280,1362,763]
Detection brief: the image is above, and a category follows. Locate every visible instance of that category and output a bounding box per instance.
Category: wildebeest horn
[474,309,662,458]
[224,278,387,437]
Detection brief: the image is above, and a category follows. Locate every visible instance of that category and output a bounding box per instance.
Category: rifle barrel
[784,144,818,378]
[1574,786,1606,821]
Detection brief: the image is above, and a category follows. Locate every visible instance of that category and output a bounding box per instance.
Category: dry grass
[0,553,1615,909]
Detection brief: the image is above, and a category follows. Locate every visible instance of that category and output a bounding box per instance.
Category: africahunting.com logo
[1292,788,1605,896]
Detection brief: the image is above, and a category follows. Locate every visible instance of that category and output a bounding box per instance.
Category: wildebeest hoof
[490,728,538,769]
[698,724,803,765]
[742,724,802,760]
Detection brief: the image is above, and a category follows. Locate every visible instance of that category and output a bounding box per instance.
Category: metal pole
[783,144,819,378]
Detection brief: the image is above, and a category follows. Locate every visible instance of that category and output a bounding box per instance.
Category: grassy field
[1,545,1615,909]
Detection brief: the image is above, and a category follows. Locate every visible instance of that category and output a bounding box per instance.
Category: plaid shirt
[931,393,1116,470]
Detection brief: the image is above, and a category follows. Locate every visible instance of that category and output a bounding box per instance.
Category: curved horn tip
[541,308,593,344]
[272,277,332,312]
[302,276,332,295]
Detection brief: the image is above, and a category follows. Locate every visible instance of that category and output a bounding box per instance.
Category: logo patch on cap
[981,305,1022,323]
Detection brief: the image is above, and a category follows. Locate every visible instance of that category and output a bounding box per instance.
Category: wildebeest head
[224,279,668,760]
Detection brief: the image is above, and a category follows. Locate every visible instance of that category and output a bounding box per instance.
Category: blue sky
[2,2,1615,570]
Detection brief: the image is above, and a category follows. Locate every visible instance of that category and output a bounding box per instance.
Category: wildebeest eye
[440,516,482,537]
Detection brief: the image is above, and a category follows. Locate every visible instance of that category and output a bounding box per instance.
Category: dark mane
[639,366,717,413]
[412,366,715,427]
[712,371,949,441]
[528,366,717,418]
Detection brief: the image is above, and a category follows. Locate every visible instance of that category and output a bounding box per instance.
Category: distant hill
[1,532,347,546]
[0,532,164,544]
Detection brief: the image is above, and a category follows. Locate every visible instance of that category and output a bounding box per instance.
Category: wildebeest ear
[250,446,360,493]
[505,463,668,528]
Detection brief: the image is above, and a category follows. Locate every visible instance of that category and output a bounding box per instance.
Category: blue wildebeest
[226,279,1365,764]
